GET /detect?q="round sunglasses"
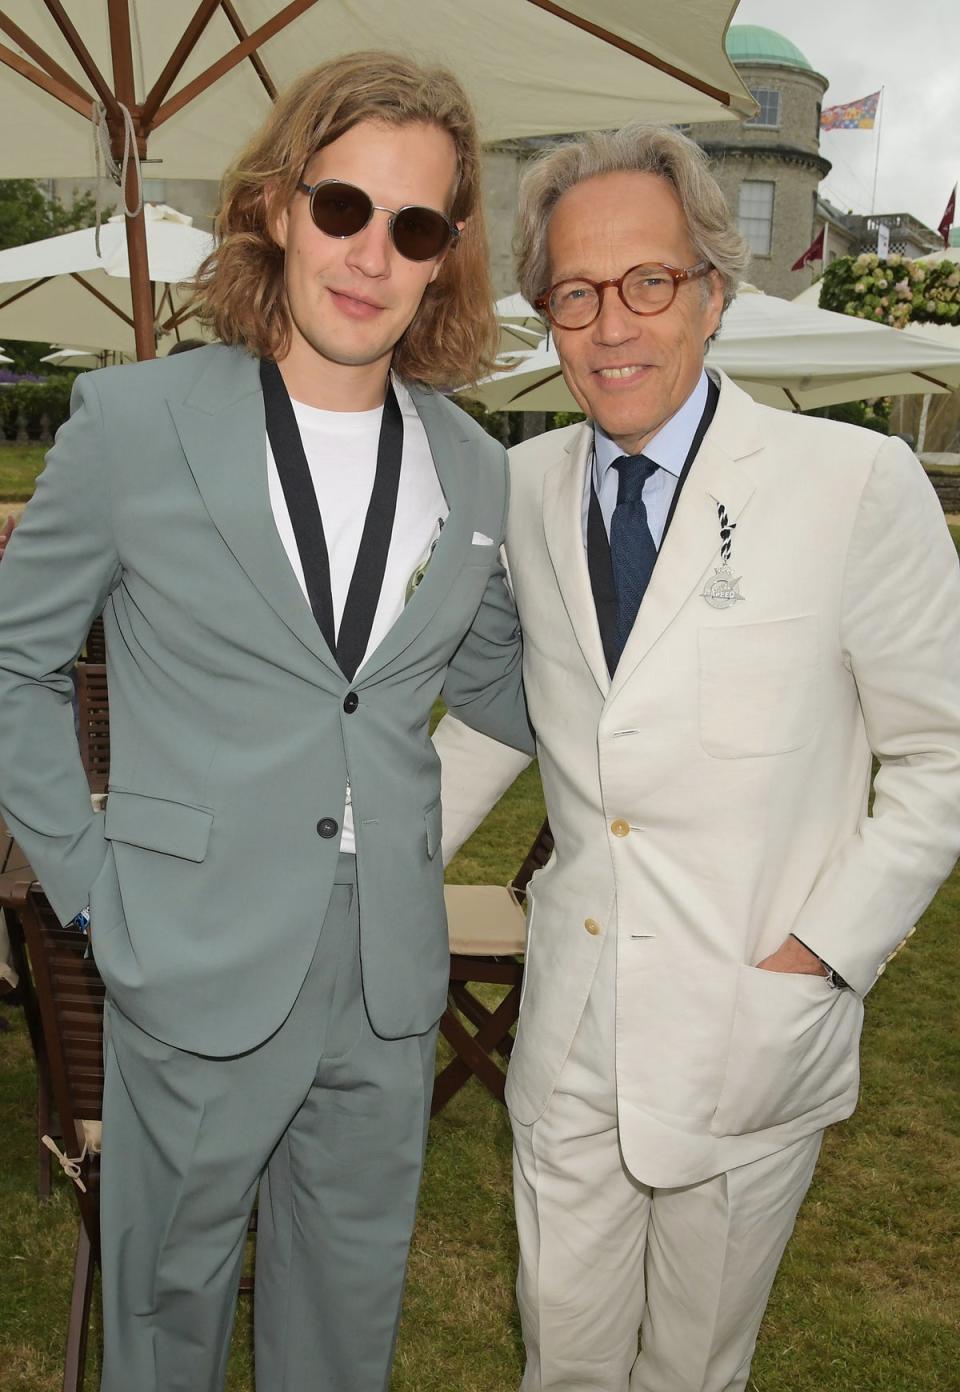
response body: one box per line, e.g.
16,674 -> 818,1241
296,178 -> 460,262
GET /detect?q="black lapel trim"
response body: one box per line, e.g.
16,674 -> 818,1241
259,360 -> 405,682
660,374 -> 720,547
336,383 -> 403,681
260,358 -> 337,657
586,480 -> 619,676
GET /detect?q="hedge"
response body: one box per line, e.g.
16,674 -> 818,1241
0,376 -> 77,442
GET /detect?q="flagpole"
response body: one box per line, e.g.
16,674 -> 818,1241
871,86 -> 885,214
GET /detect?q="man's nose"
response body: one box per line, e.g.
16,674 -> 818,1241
591,284 -> 638,344
344,209 -> 393,277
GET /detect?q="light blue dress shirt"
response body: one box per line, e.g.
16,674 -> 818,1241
580,370 -> 710,549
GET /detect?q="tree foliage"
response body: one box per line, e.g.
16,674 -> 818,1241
0,180 -> 103,373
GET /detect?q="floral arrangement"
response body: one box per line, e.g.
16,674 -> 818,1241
819,253 -> 960,329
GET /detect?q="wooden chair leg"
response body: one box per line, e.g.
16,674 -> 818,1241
36,1038 -> 52,1202
63,1220 -> 95,1392
432,982 -> 522,1115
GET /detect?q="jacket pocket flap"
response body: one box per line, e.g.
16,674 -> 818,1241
104,791 -> 213,862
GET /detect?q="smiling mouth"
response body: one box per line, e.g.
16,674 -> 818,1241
595,364 -> 651,379
330,288 -> 384,313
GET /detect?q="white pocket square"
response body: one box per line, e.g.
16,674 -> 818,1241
471,531 -> 495,546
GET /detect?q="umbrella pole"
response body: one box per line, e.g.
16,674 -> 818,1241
107,0 -> 154,361
123,204 -> 154,361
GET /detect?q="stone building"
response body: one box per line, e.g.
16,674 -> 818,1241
687,25 -> 830,299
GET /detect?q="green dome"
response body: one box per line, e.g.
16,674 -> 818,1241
726,25 -> 813,71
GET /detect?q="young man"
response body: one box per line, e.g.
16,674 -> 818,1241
435,123 -> 960,1390
0,52 -> 532,1392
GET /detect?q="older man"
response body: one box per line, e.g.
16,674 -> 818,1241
435,123 -> 960,1391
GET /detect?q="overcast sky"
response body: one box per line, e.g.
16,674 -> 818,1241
731,0 -> 958,233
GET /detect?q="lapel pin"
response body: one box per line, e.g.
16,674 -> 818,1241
701,501 -> 745,610
404,517 -> 444,605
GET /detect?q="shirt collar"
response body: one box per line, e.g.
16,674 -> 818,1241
593,370 -> 710,487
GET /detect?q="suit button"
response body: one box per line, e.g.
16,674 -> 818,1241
584,918 -> 601,935
343,691 -> 359,714
610,819 -> 630,838
316,818 -> 339,839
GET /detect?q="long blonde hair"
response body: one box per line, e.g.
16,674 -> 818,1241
190,51 -> 497,387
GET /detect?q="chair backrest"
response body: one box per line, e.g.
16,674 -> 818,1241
83,617 -> 107,664
509,819 -> 554,903
75,664 -> 110,794
19,886 -> 104,1245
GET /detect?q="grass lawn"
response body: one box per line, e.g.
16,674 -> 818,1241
2,747 -> 959,1389
0,445 -> 46,503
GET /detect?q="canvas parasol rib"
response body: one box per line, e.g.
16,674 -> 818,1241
0,37 -> 91,116
71,273 -> 137,329
152,0 -> 318,127
219,0 -> 278,100
140,0 -> 224,126
523,0 -> 732,107
43,0 -> 120,116
0,10 -> 89,103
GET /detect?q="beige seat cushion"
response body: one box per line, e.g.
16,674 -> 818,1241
444,884 -> 527,956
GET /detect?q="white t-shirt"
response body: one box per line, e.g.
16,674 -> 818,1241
267,376 -> 448,853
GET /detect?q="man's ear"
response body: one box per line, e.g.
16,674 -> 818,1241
265,182 -> 288,250
429,217 -> 466,285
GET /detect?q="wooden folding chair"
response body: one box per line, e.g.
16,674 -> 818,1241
17,881 -> 256,1392
15,881 -> 105,1389
432,819 -> 554,1116
0,819 -> 52,1197
74,663 -> 110,794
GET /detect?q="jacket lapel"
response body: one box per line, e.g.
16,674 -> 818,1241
167,346 -> 340,674
609,373 -> 761,701
542,423 -> 611,697
354,384 -> 477,681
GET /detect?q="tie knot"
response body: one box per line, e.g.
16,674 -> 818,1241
613,453 -> 658,505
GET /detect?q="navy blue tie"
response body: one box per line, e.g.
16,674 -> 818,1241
609,454 -> 659,661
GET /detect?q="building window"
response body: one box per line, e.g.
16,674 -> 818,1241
738,180 -> 775,255
745,89 -> 780,128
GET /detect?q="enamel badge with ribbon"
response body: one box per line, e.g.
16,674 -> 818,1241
701,501 -> 745,609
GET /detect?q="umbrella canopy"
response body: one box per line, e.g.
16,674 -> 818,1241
1,3 -> 754,175
0,351 -> 13,365
460,286 -> 960,413
0,204 -> 213,356
40,346 -> 131,368
0,2 -> 753,357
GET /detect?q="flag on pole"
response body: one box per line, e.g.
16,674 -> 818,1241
791,226 -> 825,271
938,186 -> 956,248
820,90 -> 881,130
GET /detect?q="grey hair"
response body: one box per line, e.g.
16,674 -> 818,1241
515,122 -> 749,312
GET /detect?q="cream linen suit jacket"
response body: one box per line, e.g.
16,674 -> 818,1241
436,372 -> 960,1187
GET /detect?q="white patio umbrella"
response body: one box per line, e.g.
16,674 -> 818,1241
0,351 -> 13,366
0,204 -> 213,358
0,2 -> 754,357
40,347 -> 132,368
460,286 -> 960,413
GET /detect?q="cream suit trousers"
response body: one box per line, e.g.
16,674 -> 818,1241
512,922 -> 823,1392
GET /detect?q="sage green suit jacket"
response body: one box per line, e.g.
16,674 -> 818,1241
0,345 -> 532,1055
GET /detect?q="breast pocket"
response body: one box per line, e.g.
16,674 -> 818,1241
699,615 -> 820,759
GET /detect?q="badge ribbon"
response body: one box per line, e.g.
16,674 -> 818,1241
701,501 -> 745,609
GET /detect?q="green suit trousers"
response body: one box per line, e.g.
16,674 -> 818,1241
99,853 -> 437,1391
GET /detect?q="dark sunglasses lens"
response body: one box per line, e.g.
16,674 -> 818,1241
310,183 -> 372,237
392,206 -> 451,261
